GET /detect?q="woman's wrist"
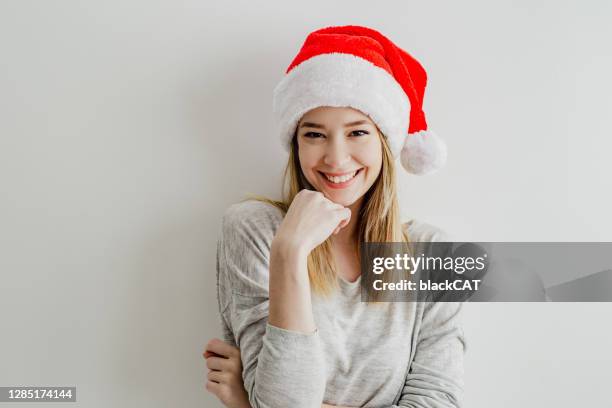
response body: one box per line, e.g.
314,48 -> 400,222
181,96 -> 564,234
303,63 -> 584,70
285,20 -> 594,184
271,235 -> 309,262
269,234 -> 315,333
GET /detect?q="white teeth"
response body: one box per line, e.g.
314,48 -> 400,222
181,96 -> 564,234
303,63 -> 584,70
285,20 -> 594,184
324,170 -> 358,184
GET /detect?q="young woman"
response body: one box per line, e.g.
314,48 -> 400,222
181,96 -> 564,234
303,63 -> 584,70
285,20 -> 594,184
204,25 -> 466,408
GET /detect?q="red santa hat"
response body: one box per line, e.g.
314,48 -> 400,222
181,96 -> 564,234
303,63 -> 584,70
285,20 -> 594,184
272,25 -> 447,175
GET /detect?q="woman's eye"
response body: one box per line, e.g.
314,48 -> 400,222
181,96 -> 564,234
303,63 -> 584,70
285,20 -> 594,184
351,130 -> 369,137
304,132 -> 324,138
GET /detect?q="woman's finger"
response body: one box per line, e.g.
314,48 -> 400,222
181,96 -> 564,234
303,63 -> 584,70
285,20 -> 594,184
337,218 -> 348,230
336,208 -> 351,229
325,200 -> 344,210
207,370 -> 228,384
205,356 -> 230,371
205,379 -> 221,394
205,338 -> 240,358
203,350 -> 222,359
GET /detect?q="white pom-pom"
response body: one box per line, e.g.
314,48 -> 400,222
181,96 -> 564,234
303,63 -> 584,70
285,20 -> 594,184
400,130 -> 447,175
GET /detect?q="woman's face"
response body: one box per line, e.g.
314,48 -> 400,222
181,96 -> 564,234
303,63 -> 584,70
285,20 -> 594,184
297,106 -> 383,207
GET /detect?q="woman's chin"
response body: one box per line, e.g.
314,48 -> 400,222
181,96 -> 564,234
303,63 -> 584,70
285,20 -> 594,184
322,190 -> 359,207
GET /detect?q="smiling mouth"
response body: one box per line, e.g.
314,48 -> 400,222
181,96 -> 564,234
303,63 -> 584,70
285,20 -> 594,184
318,168 -> 363,184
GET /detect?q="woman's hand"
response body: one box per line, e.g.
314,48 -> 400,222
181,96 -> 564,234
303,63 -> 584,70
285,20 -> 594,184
273,189 -> 351,256
268,189 -> 350,333
203,338 -> 356,408
203,338 -> 252,408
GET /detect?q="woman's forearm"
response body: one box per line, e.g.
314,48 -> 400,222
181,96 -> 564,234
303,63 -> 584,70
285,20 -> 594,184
268,239 -> 316,333
240,239 -> 326,407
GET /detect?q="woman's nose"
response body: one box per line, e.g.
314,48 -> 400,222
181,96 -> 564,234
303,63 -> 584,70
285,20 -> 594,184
323,139 -> 351,168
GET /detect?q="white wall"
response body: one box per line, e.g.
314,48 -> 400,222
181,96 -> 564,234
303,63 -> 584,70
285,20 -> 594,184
1,1 -> 611,407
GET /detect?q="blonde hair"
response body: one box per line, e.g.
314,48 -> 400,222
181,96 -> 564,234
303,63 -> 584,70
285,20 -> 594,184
245,126 -> 411,301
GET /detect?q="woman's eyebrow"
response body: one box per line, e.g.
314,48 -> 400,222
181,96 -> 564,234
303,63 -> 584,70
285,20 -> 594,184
299,120 -> 370,129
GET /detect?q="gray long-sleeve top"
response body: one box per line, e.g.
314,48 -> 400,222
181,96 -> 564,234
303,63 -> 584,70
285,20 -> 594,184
215,200 -> 466,408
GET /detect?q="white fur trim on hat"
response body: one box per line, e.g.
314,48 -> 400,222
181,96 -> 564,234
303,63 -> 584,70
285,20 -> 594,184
400,130 -> 447,175
272,53 -> 410,157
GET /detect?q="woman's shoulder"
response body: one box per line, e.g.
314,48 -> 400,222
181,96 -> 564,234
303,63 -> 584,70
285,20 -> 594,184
223,199 -> 285,223
402,218 -> 451,242
220,199 -> 285,241
217,200 -> 284,299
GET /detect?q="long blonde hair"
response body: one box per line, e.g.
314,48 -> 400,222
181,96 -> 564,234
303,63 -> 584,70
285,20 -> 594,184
246,127 -> 410,299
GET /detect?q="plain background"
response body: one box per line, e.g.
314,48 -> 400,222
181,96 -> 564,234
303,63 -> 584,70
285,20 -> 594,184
1,1 -> 611,407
